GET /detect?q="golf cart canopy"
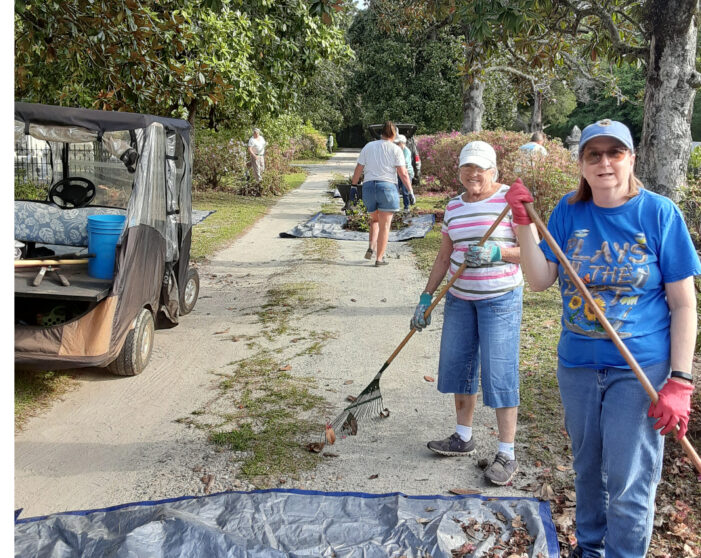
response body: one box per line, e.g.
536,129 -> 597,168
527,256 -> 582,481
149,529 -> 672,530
367,123 -> 417,140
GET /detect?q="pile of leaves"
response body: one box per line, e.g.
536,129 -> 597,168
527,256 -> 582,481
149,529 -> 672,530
343,201 -> 411,232
450,516 -> 540,558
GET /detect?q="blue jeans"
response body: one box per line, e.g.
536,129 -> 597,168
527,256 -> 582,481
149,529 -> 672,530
557,361 -> 669,558
437,289 -> 522,408
362,180 -> 400,212
397,174 -> 412,209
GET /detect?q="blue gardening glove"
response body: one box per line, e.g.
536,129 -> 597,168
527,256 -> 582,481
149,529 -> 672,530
410,292 -> 433,331
464,243 -> 501,267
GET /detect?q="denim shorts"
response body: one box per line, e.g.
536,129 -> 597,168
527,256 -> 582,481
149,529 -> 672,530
362,180 -> 399,212
437,289 -> 523,408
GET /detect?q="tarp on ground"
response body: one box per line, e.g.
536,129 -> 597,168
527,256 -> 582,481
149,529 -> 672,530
280,213 -> 436,241
15,488 -> 560,557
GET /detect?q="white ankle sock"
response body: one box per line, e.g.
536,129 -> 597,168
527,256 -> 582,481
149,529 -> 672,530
498,442 -> 515,460
455,425 -> 472,442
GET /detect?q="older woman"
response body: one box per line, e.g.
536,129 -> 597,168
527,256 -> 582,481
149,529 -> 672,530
351,121 -> 412,266
411,141 -> 533,486
506,120 -> 700,558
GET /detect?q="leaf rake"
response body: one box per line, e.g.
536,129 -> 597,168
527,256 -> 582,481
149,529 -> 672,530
325,205 -> 511,442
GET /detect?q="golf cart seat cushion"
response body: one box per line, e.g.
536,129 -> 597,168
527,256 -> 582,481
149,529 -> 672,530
14,201 -> 126,247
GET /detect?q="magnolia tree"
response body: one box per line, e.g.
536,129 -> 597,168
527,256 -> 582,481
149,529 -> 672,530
15,0 -> 353,127
371,0 -> 701,200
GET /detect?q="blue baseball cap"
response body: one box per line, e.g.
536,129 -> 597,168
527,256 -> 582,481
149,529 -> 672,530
579,119 -> 634,152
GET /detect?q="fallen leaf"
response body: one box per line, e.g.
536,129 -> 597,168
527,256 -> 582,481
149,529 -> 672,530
231,336 -> 240,342
346,395 -> 357,402
306,442 -> 324,453
322,452 -> 339,458
350,298 -> 357,302
380,408 -> 390,418
424,506 -> 436,512
423,375 -> 435,382
416,517 -> 430,525
449,488 -> 482,495
279,364 -> 292,371
341,412 -> 358,435
343,380 -> 354,385
534,483 -> 556,500
325,424 -> 336,445
368,474 -> 379,479
556,464 -> 568,471
214,328 -> 230,335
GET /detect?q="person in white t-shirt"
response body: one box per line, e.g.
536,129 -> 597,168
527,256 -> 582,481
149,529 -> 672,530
247,128 -> 267,182
350,121 -> 412,266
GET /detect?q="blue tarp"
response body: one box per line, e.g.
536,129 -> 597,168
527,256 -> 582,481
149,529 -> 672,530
15,489 -> 559,557
280,213 -> 436,241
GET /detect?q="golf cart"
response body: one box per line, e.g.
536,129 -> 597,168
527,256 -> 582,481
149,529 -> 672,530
14,102 -> 199,376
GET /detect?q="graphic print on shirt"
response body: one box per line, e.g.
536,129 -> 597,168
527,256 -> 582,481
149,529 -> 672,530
561,229 -> 650,339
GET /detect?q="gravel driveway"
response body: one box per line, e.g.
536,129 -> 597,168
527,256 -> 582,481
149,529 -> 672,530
15,149 -> 537,519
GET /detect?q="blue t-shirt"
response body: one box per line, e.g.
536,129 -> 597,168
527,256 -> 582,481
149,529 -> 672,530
540,188 -> 701,368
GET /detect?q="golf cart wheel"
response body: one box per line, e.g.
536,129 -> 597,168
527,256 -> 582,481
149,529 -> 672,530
108,308 -> 155,376
180,267 -> 200,315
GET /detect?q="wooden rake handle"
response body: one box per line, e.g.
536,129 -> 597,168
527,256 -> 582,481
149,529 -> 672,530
380,205 -> 512,370
524,202 -> 701,474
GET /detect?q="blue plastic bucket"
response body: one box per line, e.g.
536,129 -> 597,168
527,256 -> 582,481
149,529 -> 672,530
87,215 -> 126,279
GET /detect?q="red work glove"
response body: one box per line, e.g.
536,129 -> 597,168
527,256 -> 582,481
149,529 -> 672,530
505,178 -> 534,225
647,379 -> 694,440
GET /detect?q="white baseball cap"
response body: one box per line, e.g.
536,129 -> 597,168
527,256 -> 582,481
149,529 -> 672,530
394,134 -> 407,144
459,141 -> 497,169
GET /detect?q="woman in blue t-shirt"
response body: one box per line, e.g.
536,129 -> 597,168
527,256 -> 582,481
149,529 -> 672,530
506,120 -> 699,558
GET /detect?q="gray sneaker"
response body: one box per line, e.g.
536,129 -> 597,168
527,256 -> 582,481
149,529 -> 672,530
427,433 -> 475,456
484,452 -> 518,485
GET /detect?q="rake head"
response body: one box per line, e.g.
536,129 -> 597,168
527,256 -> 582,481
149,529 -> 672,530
323,374 -> 385,443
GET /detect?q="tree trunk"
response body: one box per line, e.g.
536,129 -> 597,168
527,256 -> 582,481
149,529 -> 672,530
461,77 -> 485,133
529,88 -> 543,132
637,0 -> 699,201
187,98 -> 199,128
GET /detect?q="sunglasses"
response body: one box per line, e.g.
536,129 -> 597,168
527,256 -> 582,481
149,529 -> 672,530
582,147 -> 629,164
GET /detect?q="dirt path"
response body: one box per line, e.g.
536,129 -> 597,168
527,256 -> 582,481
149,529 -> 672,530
15,150 -> 537,519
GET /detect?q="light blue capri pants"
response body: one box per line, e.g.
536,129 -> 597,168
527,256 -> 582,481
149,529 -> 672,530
437,288 -> 522,408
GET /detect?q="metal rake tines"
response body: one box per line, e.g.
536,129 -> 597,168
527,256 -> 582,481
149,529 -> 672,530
325,379 -> 385,442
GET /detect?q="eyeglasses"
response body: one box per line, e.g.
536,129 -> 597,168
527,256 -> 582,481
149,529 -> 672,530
582,147 -> 629,164
460,164 -> 489,174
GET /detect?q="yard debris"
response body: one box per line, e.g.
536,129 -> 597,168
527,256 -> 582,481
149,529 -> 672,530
448,488 -> 481,495
346,395 -> 357,402
306,442 -> 324,453
200,474 -> 215,493
423,375 -> 435,382
380,408 -> 390,418
478,458 -> 489,469
368,474 -> 379,479
279,364 -> 292,371
325,423 -> 336,445
213,328 -> 230,335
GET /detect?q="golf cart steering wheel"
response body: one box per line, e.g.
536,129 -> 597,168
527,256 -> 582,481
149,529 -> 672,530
48,177 -> 97,209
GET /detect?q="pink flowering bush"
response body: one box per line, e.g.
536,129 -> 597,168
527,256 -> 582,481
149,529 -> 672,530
417,130 -> 579,217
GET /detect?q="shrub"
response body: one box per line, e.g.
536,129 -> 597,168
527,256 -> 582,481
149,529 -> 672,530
15,170 -> 48,200
679,177 -> 701,250
193,131 -> 248,192
417,130 -> 579,218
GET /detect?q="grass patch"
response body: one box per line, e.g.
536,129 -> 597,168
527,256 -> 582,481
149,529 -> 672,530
257,282 -> 318,336
191,171 -> 307,262
15,371 -> 77,431
301,238 -> 338,261
207,352 -> 326,483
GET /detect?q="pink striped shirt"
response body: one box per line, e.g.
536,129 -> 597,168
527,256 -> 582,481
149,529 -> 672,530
441,184 -> 523,300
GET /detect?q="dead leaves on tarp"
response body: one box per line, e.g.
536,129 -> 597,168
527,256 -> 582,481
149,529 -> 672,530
450,516 -> 543,558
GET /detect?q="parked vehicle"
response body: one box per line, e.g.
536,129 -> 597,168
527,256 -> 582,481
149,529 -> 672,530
367,123 -> 421,187
14,102 -> 199,376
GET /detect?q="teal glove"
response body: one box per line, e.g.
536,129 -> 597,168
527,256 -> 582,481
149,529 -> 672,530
464,243 -> 501,267
410,293 -> 433,331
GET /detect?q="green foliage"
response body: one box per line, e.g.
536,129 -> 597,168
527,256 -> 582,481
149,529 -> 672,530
15,173 -> 48,200
345,9 -> 463,133
548,64 -> 646,144
193,131 -> 249,192
417,129 -> 579,218
15,0 -> 352,126
679,177 -> 701,250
